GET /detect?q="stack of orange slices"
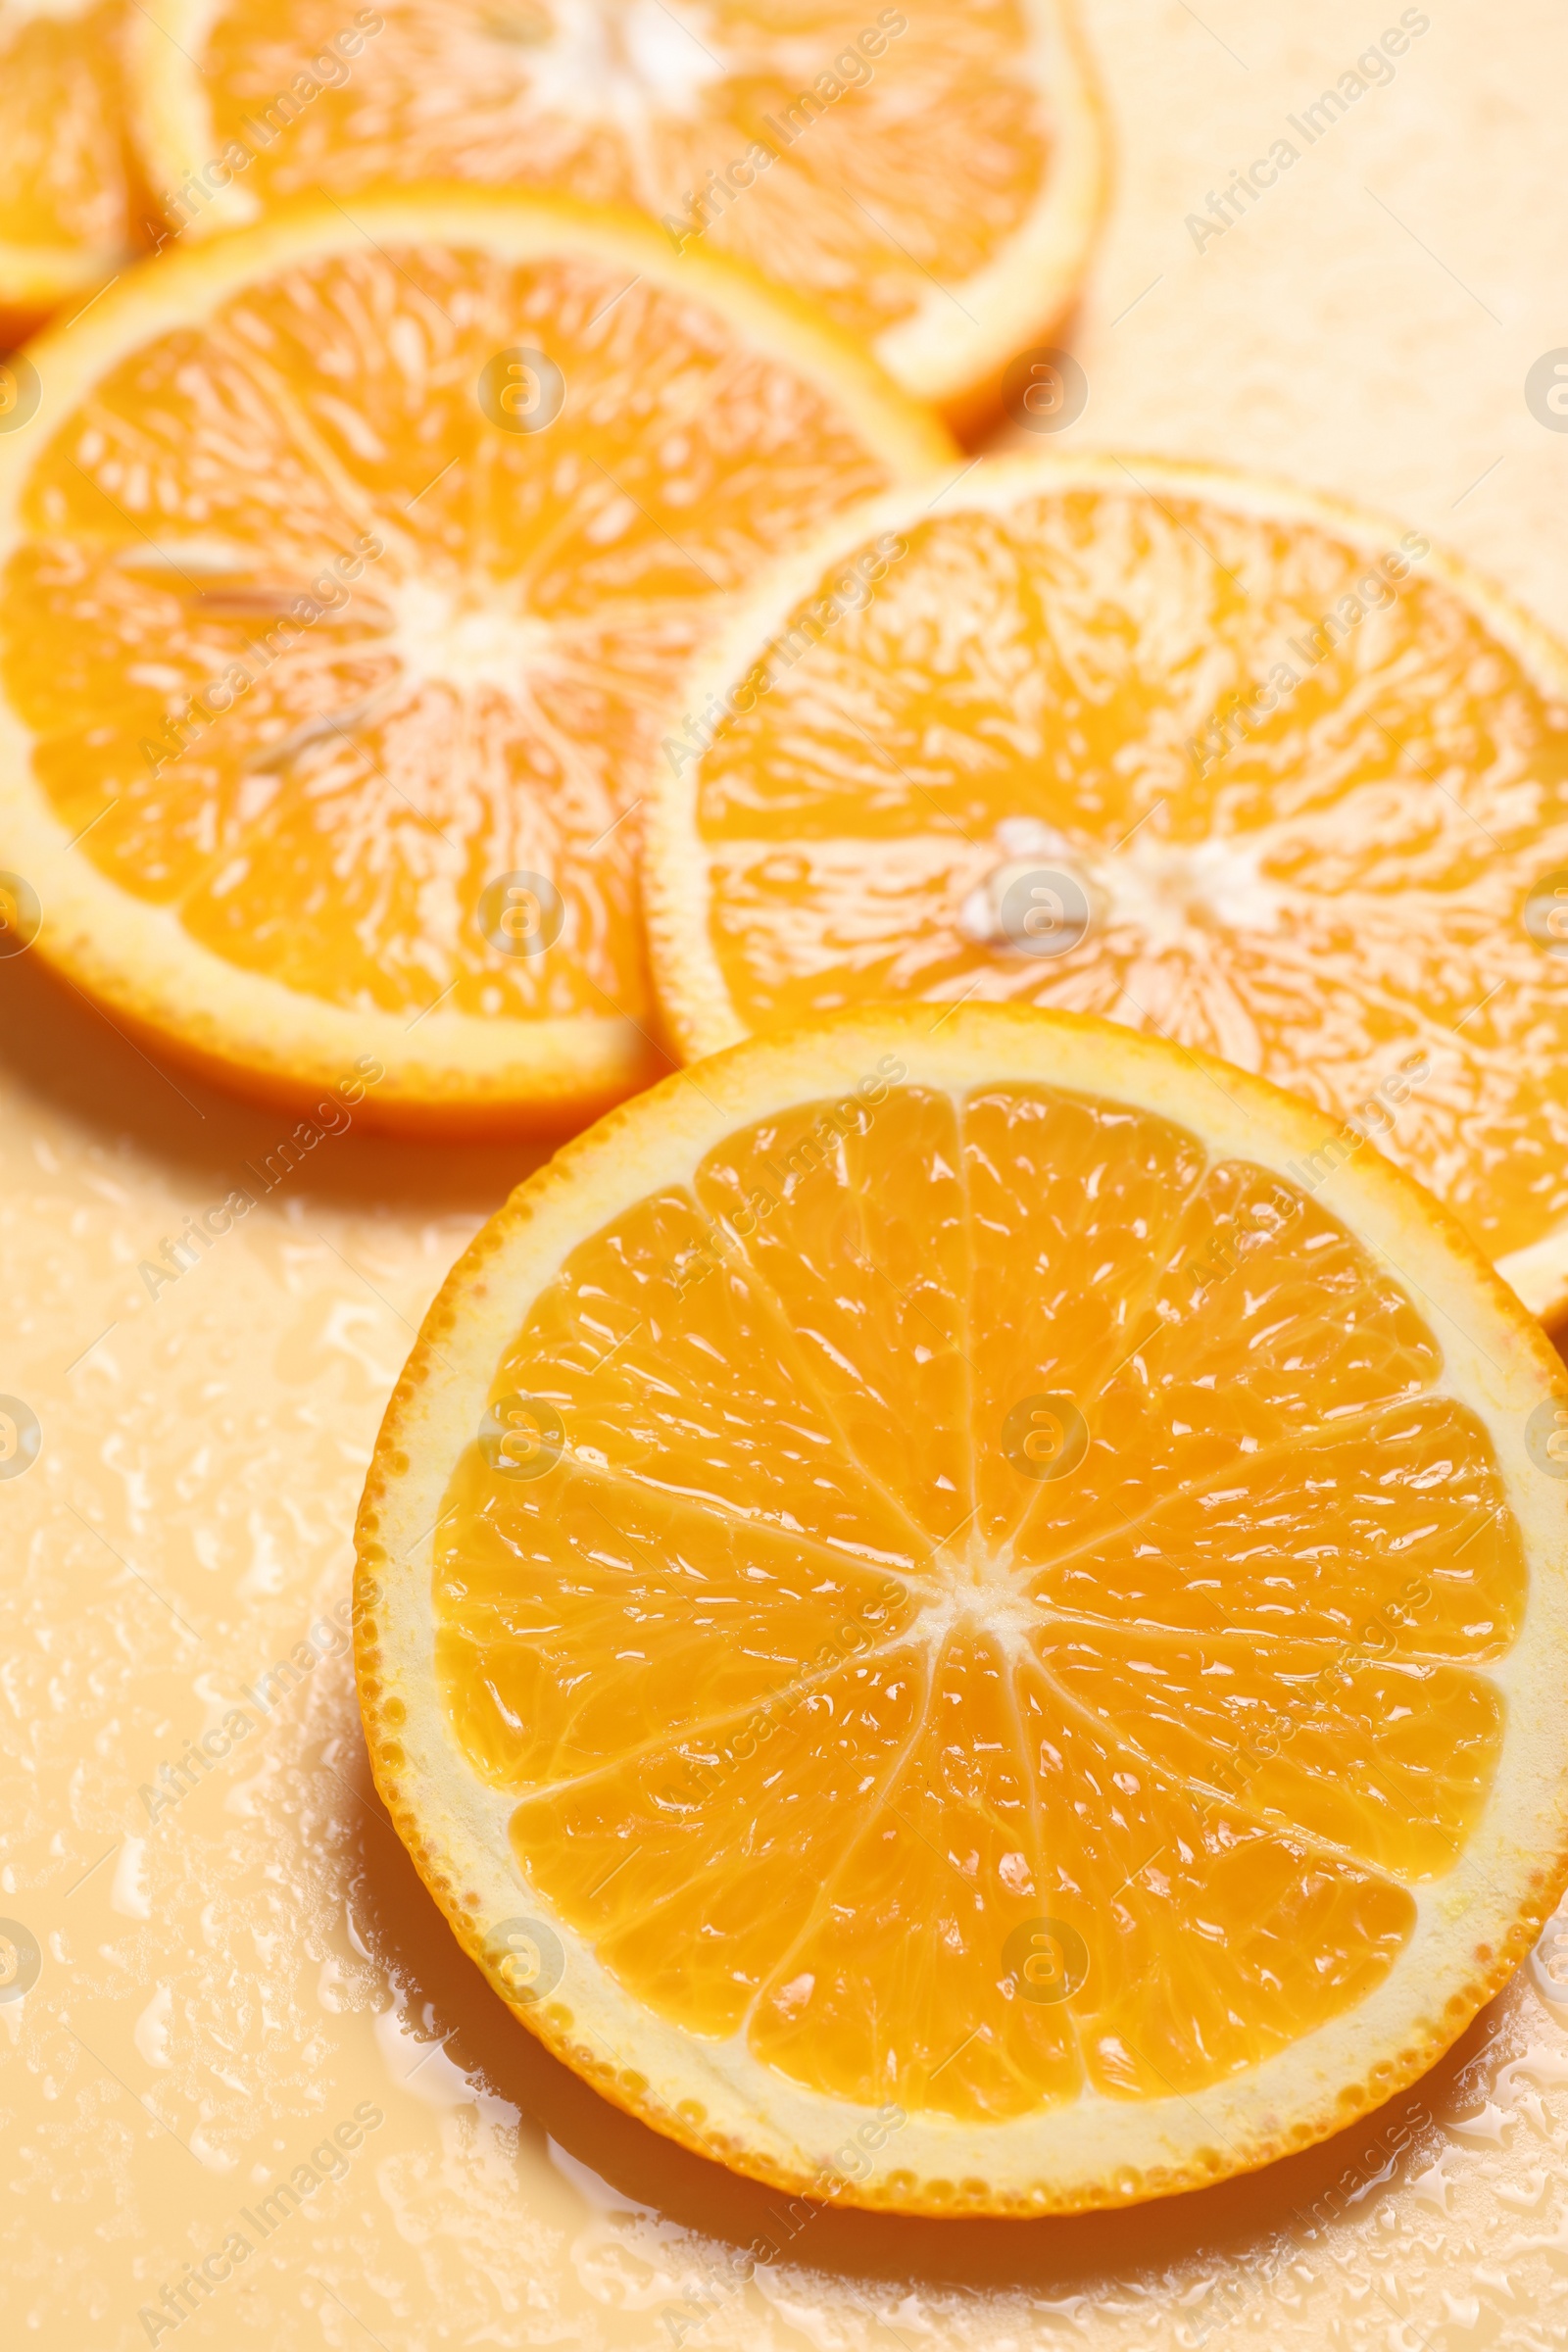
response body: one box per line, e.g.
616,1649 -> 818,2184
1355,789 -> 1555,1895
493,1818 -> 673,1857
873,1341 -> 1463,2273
355,449 -> 1568,2207
3,0 -> 1566,2232
645,457 -> 1568,1327
124,0 -> 1106,431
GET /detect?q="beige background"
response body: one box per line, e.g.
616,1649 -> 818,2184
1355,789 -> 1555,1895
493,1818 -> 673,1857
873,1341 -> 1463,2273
5,3 -> 1568,2347
1004,0 -> 1568,648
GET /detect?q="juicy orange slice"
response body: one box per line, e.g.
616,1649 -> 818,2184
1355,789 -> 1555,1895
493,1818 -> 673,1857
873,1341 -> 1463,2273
126,0 -> 1106,427
645,456 -> 1568,1321
0,0 -> 144,342
0,191 -> 951,1131
355,1004 -> 1568,2216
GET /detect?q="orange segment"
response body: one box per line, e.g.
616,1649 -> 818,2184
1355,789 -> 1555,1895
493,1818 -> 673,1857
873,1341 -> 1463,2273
1037,1397 -> 1524,1657
356,1006 -> 1568,2215
436,1458 -> 911,1789
0,1 -> 143,339
127,0 -> 1106,422
486,1180 -> 926,1567
1034,1624 -> 1504,1882
1008,1155 -> 1446,1578
646,457 -> 1568,1319
691,1081 -> 974,1543
961,1084 -> 1207,1544
0,192 -> 952,1129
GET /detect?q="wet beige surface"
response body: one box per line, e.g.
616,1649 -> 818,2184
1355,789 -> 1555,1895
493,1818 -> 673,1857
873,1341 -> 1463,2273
6,2 -> 1568,2345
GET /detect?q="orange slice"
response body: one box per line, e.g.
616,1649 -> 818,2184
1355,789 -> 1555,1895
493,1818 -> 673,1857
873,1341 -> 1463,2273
0,0 -> 144,344
645,456 -> 1568,1322
355,1004 -> 1568,2216
0,191 -> 951,1132
126,0 -> 1106,430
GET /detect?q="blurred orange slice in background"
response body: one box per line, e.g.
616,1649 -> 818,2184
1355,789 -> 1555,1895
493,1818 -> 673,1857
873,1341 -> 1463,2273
0,190 -> 951,1131
126,0 -> 1106,430
0,0 -> 144,345
356,1004 -> 1568,2215
645,456 -> 1568,1322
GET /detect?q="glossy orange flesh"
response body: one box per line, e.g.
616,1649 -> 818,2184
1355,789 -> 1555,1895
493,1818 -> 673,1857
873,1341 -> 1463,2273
433,1078 -> 1521,2121
683,489 -> 1568,1266
2,240 -> 896,1033
2,1 -> 136,251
